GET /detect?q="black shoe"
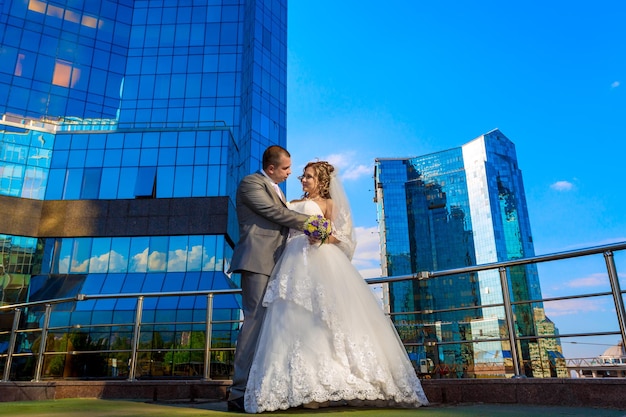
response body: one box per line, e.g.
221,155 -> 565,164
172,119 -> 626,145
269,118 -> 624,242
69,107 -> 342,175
227,397 -> 246,413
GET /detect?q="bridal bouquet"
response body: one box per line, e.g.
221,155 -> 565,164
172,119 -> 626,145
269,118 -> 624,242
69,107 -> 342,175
304,214 -> 332,244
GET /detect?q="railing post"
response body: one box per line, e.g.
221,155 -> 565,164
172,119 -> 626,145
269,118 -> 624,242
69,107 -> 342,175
128,296 -> 144,381
33,303 -> 52,382
203,293 -> 214,381
498,267 -> 522,376
381,283 -> 390,316
2,308 -> 22,382
603,251 -> 626,349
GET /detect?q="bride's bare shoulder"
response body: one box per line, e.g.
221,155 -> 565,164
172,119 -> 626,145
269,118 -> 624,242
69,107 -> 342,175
322,198 -> 333,218
289,198 -> 305,203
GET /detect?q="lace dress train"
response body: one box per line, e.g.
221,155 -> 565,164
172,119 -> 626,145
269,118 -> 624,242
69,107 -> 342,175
244,201 -> 428,413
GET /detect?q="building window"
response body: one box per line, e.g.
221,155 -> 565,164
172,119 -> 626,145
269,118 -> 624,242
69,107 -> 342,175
52,60 -> 80,88
135,166 -> 156,198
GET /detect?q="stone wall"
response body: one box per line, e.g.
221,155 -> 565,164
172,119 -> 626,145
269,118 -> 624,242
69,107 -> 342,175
1,379 -> 625,409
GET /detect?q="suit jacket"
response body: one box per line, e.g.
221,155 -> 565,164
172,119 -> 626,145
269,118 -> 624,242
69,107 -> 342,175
229,171 -> 309,276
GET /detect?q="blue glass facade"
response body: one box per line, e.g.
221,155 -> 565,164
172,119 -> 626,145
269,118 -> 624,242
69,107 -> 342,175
375,130 -> 557,377
0,0 -> 287,379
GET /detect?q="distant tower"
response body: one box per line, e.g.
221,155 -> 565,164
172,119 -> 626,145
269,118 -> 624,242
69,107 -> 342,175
374,129 -> 564,377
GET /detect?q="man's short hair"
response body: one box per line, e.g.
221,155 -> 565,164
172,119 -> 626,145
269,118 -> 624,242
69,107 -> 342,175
262,145 -> 290,169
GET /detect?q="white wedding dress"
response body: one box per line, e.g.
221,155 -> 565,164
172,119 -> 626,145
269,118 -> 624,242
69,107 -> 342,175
244,200 -> 429,413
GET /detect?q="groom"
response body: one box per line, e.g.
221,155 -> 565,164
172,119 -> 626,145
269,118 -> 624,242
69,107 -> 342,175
227,145 -> 310,412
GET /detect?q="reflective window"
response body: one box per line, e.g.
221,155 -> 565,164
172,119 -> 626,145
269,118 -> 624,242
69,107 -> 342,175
117,167 -> 138,198
49,311 -> 71,328
70,238 -> 92,273
142,272 -> 164,292
42,235 -> 228,276
124,133 -> 142,149
89,238 -> 112,273
198,271 -> 214,290
147,237 -> 168,272
141,132 -> 159,148
22,167 -> 47,199
182,271 -> 201,290
207,165 -> 220,195
91,309 -> 113,324
120,273 -> 143,293
81,167 -> 101,199
158,148 -> 176,165
56,238 -> 73,274
187,236 -> 204,272
173,166 -> 193,197
74,299 -> 97,311
103,273 -> 127,294
50,150 -> 69,168
134,166 -> 156,198
212,142 -> 226,164
99,167 -> 120,199
85,149 -> 104,167
176,147 -> 195,165
192,165 -> 207,197
103,148 -> 123,167
122,148 -> 140,166
217,72 -> 235,96
176,304 -> 194,321
140,148 -> 158,165
44,169 -> 65,200
167,236 -> 189,272
194,147 -> 209,165
62,168 -> 82,199
106,135 -> 124,149
157,166 -> 175,198
201,73 -> 217,96
156,296 -> 178,311
161,272 -> 184,292
109,238 -> 130,273
202,235 -> 217,271
128,237 -> 149,272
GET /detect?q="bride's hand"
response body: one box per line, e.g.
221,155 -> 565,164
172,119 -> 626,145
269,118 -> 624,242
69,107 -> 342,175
308,234 -> 336,245
325,235 -> 338,244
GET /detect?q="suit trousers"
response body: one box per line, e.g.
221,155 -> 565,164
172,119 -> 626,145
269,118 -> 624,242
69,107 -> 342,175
228,271 -> 270,400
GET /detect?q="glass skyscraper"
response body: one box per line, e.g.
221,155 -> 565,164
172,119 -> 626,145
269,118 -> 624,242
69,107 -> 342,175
0,0 -> 287,380
374,129 -> 565,377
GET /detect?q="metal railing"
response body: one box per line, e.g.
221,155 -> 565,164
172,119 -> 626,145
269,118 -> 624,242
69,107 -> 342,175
1,241 -> 625,382
0,289 -> 240,382
367,241 -> 626,377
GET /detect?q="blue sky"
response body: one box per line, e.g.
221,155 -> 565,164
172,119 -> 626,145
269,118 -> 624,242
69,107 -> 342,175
283,1 -> 626,359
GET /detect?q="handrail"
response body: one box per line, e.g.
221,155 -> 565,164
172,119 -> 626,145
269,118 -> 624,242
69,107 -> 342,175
1,240 -> 625,381
364,240 -> 626,284
0,289 -> 240,312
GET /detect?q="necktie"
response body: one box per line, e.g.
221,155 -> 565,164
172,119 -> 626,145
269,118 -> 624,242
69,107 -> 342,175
272,183 -> 285,202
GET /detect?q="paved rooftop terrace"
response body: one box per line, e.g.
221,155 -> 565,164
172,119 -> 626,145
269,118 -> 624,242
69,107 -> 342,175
0,398 -> 625,417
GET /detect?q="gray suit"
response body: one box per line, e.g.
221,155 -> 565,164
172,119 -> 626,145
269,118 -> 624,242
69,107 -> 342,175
228,171 -> 308,401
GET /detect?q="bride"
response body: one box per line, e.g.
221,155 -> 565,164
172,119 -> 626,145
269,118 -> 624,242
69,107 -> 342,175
244,161 -> 429,413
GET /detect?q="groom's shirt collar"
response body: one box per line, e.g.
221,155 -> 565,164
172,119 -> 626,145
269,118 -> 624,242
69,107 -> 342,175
260,169 -> 274,184
259,169 -> 285,202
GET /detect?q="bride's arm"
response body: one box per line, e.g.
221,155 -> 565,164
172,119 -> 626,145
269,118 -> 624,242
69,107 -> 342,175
324,199 -> 341,244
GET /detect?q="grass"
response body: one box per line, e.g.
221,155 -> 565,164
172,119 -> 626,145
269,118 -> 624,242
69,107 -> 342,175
0,399 -> 624,417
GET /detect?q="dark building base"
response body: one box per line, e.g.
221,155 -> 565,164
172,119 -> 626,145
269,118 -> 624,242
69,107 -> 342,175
425,378 -> 626,409
1,378 -> 625,409
0,380 -> 229,403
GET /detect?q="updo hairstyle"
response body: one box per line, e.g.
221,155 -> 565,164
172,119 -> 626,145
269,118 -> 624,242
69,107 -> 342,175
303,161 -> 334,199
